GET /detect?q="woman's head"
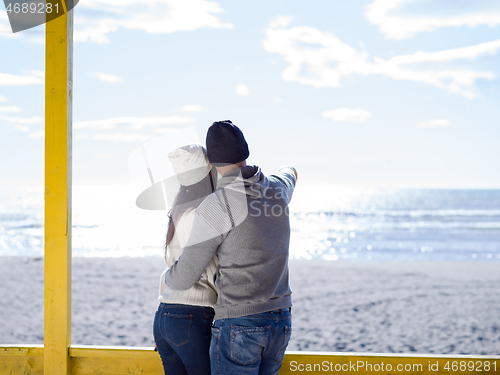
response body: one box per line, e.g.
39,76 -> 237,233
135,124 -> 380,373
168,144 -> 212,186
165,144 -> 215,253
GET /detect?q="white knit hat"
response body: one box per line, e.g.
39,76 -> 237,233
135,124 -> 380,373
168,144 -> 212,186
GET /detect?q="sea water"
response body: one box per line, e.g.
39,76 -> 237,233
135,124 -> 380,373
1,184 -> 499,261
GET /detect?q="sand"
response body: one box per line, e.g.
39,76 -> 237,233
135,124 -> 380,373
1,257 -> 499,355
288,261 -> 500,355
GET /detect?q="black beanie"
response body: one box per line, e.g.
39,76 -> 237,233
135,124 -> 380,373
206,120 -> 249,165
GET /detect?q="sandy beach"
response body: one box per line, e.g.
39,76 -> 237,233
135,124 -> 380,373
1,257 -> 499,355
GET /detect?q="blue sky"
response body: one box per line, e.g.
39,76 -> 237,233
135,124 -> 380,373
1,0 -> 500,188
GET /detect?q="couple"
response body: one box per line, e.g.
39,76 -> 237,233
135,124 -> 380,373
153,120 -> 298,375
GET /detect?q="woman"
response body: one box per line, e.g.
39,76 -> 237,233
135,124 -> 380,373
153,144 -> 218,375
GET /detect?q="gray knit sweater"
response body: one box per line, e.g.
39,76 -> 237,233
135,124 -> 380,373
165,165 -> 297,320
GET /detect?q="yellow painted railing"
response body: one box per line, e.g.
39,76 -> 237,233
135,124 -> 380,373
2,1 -> 499,375
2,345 -> 499,374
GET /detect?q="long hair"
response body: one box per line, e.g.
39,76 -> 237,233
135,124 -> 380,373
165,168 -> 215,263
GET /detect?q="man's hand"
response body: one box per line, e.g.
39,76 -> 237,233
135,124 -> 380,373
279,166 -> 298,181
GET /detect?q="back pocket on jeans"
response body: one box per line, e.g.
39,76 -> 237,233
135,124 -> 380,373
274,326 -> 292,363
162,312 -> 193,347
230,325 -> 270,366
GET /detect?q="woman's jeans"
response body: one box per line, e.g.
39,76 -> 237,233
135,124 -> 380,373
154,303 -> 215,375
210,308 -> 292,375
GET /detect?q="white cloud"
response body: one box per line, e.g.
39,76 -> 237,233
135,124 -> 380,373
388,39 -> 500,65
0,106 -> 22,113
91,72 -> 122,83
93,133 -> 151,142
235,83 -> 250,96
0,71 -> 44,86
74,119 -> 116,130
0,12 -> 19,39
181,105 -> 204,113
13,124 -> 30,132
417,119 -> 450,128
323,108 -> 371,123
366,0 -> 500,40
75,0 -> 233,44
0,96 -> 7,103
74,133 -> 90,140
74,22 -> 119,44
74,116 -> 195,131
27,70 -> 45,78
263,17 -> 500,99
0,115 -> 43,124
154,128 -> 182,134
29,130 -> 45,139
274,97 -> 283,103
269,15 -> 294,29
71,116 -> 187,141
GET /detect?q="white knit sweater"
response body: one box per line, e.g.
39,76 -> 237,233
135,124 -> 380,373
158,208 -> 218,306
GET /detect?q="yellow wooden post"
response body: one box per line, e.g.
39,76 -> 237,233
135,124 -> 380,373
44,1 -> 73,374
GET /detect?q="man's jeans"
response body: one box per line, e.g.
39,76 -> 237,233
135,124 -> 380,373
154,303 -> 215,375
210,308 -> 292,375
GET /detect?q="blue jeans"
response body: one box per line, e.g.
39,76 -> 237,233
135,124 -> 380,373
210,308 -> 292,375
154,303 -> 215,375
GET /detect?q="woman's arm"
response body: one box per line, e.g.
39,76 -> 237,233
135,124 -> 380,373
165,210 -> 222,290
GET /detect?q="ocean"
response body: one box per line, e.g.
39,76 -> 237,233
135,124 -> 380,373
1,184 -> 499,261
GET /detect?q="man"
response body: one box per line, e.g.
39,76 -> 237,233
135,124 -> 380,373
166,120 -> 297,374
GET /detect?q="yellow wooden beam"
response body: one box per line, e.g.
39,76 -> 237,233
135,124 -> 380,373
1,346 -> 499,375
0,345 -> 44,374
69,346 -> 164,375
67,350 -> 498,375
44,0 -> 73,374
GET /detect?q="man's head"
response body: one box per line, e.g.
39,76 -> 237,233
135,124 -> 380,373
206,120 -> 249,175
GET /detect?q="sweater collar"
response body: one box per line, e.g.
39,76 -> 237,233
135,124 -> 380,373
217,165 -> 264,197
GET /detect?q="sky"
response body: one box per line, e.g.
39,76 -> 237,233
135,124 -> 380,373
1,0 -> 500,188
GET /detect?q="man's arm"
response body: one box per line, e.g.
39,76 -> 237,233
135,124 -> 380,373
273,166 -> 297,203
278,166 -> 297,185
165,210 -> 223,290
